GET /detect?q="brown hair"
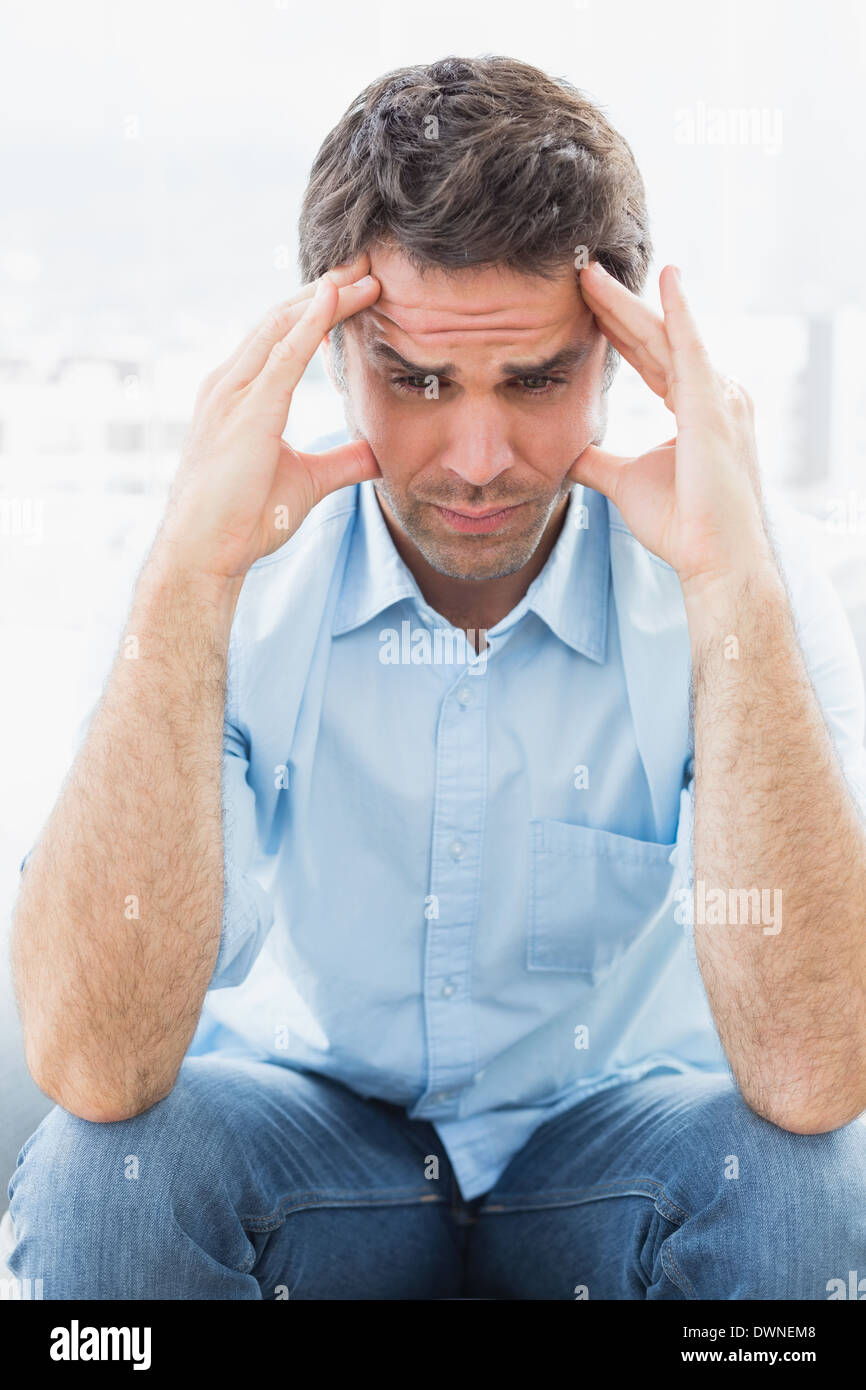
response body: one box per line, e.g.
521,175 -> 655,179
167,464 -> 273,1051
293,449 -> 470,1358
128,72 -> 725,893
298,54 -> 652,389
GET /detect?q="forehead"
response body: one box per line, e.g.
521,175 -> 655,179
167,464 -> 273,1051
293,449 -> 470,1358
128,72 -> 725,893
353,243 -> 593,356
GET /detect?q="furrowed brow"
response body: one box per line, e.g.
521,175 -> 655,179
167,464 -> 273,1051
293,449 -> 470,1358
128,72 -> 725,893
500,344 -> 590,375
368,339 -> 590,378
368,341 -> 456,376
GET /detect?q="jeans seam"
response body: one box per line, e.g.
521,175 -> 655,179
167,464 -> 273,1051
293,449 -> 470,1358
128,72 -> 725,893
479,1177 -> 689,1224
661,1240 -> 697,1299
238,1187 -> 447,1231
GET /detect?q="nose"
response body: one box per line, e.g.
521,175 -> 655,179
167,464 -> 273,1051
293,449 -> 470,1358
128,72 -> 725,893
438,399 -> 517,489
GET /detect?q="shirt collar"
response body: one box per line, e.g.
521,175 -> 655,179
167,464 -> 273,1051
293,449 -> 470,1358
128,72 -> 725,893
332,479 -> 609,664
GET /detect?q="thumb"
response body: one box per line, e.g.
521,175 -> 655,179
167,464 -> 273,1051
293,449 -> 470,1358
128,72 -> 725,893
568,444 -> 631,502
297,438 -> 382,499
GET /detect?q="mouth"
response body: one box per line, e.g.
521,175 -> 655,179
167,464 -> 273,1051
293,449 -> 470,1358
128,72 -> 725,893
433,501 -> 526,535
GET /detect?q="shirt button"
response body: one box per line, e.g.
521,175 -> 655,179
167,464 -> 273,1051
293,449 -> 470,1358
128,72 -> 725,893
473,1069 -> 485,1084
433,1091 -> 455,1104
448,839 -> 466,860
441,980 -> 456,998
457,685 -> 473,707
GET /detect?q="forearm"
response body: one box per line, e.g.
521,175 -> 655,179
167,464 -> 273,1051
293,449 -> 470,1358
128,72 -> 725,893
11,550 -> 243,1121
685,559 -> 866,1131
9,260 -> 378,1123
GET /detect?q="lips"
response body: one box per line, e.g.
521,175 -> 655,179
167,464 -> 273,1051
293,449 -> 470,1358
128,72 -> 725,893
433,501 -> 524,534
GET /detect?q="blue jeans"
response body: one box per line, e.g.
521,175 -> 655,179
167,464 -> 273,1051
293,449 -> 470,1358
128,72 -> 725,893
7,1054 -> 866,1299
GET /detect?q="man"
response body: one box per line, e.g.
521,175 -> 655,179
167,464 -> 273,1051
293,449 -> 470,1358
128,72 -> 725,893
8,55 -> 866,1300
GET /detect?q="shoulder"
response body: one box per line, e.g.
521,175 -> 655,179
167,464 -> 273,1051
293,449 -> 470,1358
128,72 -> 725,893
763,487 -> 864,698
227,484 -> 360,675
760,488 -> 866,807
244,483 -> 359,578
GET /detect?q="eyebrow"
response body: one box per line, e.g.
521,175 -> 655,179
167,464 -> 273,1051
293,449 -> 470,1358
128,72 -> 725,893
367,339 -> 590,378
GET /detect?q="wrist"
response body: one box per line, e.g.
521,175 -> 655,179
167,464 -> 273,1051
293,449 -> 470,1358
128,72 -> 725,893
682,554 -> 789,659
679,530 -> 781,610
140,541 -> 245,637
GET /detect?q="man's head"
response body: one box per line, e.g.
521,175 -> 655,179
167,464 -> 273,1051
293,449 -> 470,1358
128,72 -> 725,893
299,55 -> 651,582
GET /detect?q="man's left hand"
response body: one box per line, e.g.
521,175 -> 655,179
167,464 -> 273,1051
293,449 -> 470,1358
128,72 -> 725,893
572,261 -> 776,596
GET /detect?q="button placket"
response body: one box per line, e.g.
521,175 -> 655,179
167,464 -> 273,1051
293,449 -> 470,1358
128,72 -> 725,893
415,660 -> 488,1118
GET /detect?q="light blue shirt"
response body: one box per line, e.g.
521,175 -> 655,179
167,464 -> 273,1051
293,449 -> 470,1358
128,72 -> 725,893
49,434 -> 866,1202
183,434 -> 866,1199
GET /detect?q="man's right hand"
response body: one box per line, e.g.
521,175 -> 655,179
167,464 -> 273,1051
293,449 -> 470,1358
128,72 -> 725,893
154,252 -> 381,584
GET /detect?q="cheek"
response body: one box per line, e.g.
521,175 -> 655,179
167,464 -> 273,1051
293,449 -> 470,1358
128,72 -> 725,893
349,370 -> 441,453
517,387 -> 602,461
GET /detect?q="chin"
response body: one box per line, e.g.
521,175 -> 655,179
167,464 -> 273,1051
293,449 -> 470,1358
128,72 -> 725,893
417,532 -> 540,582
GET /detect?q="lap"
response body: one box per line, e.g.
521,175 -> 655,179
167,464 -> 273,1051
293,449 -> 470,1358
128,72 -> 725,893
13,1059 -> 865,1298
465,1070 -> 866,1300
9,1052 -> 464,1299
15,1053 -> 445,1209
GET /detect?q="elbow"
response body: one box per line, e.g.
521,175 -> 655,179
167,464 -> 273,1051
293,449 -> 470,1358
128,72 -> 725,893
25,1042 -> 174,1125
49,1097 -> 150,1125
743,1086 -> 866,1136
51,1091 -> 161,1125
774,1104 -> 866,1135
767,1111 -> 842,1136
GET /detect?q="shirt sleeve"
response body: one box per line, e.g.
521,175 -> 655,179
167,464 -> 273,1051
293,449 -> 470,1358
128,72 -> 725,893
208,635 -> 276,990
18,638 -> 276,991
669,498 -> 866,939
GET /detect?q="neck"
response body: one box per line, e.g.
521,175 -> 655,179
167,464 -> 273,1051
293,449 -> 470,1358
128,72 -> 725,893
375,489 -> 570,639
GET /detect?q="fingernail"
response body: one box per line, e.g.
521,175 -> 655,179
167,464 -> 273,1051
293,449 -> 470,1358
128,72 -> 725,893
314,276 -> 331,299
671,265 -> 682,285
353,275 -> 375,288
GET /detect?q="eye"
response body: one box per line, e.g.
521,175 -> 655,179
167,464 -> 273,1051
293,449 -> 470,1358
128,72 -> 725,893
515,375 -> 566,394
391,374 -> 445,394
389,373 -> 568,396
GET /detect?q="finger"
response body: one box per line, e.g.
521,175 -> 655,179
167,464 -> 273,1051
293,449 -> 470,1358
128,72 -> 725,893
294,437 -> 382,499
592,319 -> 670,402
580,262 -> 673,380
253,253 -> 375,329
216,254 -> 376,389
229,272 -> 379,396
567,443 -> 632,499
248,277 -> 346,422
658,265 -> 716,395
277,252 -> 374,312
568,436 -> 679,499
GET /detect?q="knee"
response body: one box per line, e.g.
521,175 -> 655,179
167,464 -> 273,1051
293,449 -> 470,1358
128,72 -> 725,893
8,1058 -> 232,1251
687,1086 -> 866,1208
14,1106 -> 149,1212
668,1086 -> 866,1298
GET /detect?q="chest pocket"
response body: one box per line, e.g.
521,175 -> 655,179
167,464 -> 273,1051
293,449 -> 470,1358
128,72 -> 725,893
528,818 -> 677,984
